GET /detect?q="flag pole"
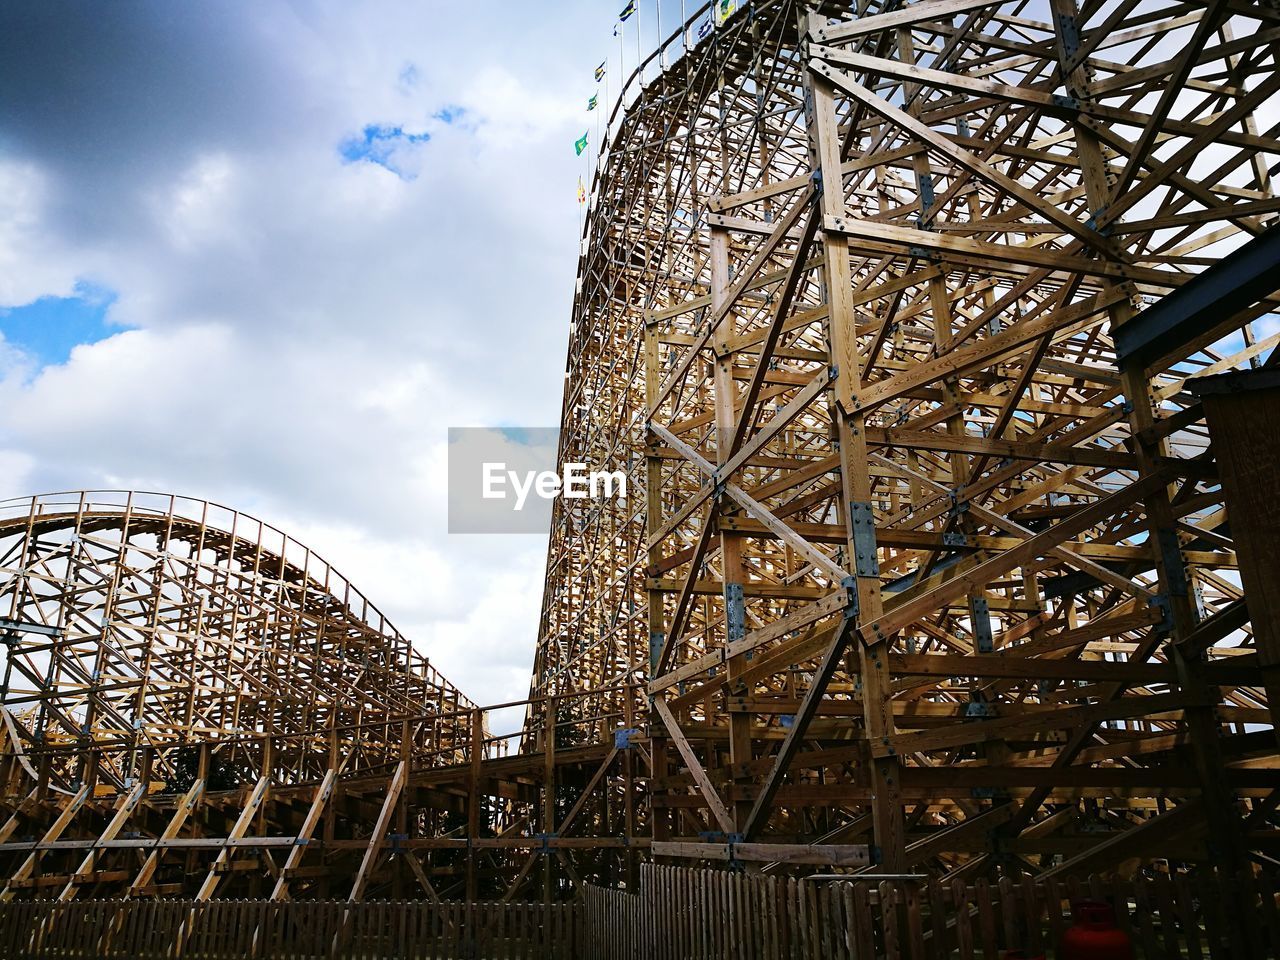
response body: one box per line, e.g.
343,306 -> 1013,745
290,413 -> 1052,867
657,0 -> 664,70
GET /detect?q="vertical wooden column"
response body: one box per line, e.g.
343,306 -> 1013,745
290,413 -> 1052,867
644,319 -> 673,846
544,695 -> 557,903
320,724 -> 338,898
803,10 -> 904,870
709,225 -> 753,832
466,707 -> 483,901
1123,363 -> 1243,867
393,718 -> 411,898
622,690 -> 637,887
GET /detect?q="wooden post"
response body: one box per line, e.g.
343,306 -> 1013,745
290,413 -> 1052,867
804,9 -> 903,869
467,708 -> 483,902
544,696 -> 557,903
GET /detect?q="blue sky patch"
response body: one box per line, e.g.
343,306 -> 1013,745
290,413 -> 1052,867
339,123 -> 431,179
398,63 -> 420,89
434,105 -> 466,124
0,282 -> 121,367
496,426 -> 559,446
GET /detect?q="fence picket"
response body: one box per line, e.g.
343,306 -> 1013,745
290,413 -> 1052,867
2,866 -> 1276,959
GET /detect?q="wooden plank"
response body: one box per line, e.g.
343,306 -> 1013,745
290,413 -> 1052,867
651,697 -> 735,835
0,783 -> 90,901
57,779 -> 146,902
349,760 -> 407,903
651,841 -> 870,867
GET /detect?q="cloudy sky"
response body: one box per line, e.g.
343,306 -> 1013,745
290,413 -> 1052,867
0,2 -> 698,728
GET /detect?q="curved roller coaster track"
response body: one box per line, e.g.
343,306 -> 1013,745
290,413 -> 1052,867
0,492 -> 497,901
4,0 -> 1280,905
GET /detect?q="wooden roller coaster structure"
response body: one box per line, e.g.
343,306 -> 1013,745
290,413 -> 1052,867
3,0 -> 1280,906
530,0 -> 1280,889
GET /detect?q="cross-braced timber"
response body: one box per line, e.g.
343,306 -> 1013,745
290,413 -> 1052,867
0,491 -> 495,902
527,0 -> 1280,890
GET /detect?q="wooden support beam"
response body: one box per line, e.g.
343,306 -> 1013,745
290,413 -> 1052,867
125,778 -> 204,897
0,784 -> 90,902
742,618 -> 855,840
269,768 -> 336,901
57,779 -> 145,902
651,697 -> 735,835
349,760 -> 407,903
651,840 -> 870,866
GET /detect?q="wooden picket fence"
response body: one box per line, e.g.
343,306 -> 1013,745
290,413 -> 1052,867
583,863 -> 1280,959
0,897 -> 577,958
1,864 -> 1277,958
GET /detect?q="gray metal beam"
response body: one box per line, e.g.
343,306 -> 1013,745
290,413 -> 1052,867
0,618 -> 61,638
1114,224 -> 1280,371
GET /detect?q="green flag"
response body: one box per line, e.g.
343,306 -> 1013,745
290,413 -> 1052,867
588,94 -> 598,111
575,132 -> 589,156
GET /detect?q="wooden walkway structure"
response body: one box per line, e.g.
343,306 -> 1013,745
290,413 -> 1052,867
2,0 -> 1280,926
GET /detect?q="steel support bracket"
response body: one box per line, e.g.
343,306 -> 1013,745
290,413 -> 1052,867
841,576 -> 860,621
724,582 -> 746,645
649,630 -> 665,675
969,594 -> 994,654
1149,593 -> 1174,634
1155,528 -> 1191,597
849,502 -> 879,577
965,700 -> 998,719
1056,12 -> 1081,59
614,727 -> 641,749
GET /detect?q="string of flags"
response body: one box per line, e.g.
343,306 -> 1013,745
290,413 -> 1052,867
576,1 -> 744,201
696,1 -> 738,42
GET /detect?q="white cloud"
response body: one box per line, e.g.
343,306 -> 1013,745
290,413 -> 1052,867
0,160 -> 81,305
0,0 -> 634,707
157,153 -> 240,252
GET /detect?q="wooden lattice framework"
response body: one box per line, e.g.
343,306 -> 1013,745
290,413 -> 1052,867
0,491 -> 492,903
528,0 -> 1280,885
